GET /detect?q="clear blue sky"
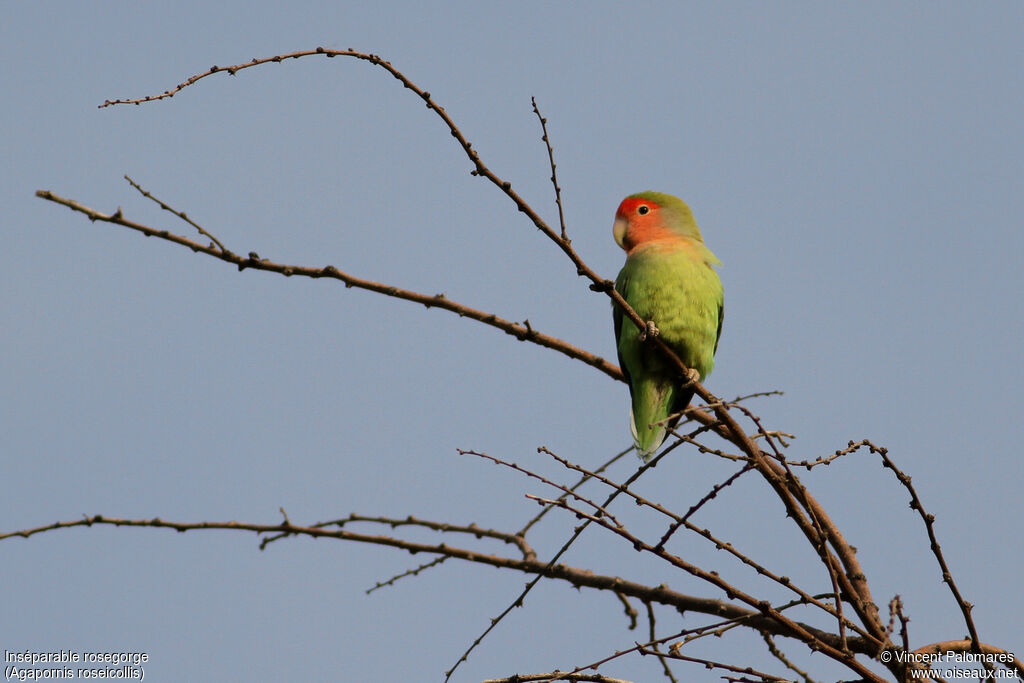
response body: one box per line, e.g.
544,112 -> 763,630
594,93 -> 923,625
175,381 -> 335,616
3,3 -> 1021,681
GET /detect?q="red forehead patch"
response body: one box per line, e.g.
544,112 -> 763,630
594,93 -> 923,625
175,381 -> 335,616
617,196 -> 661,217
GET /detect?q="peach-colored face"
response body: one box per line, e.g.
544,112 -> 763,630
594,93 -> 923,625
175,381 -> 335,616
613,197 -> 677,253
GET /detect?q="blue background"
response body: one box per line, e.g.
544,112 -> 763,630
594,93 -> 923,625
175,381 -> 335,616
3,3 -> 1021,681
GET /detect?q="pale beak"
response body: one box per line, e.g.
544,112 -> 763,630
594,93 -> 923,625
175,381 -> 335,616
613,216 -> 628,250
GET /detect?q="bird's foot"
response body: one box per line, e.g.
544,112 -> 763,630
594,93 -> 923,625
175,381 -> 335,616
639,320 -> 660,341
683,368 -> 701,386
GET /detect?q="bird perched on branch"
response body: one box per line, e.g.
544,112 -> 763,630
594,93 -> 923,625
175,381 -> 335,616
612,191 -> 723,460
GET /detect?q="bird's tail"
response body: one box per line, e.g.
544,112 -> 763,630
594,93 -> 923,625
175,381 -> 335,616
630,379 -> 693,461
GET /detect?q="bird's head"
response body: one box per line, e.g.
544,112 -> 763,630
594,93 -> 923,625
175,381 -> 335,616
613,191 -> 704,254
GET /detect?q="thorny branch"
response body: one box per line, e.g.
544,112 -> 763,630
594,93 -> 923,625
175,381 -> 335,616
24,47 -> 1015,682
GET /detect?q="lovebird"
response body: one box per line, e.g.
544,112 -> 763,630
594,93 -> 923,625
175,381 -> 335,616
612,191 -> 724,460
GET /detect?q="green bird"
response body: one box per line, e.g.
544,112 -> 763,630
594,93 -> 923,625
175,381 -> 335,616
612,191 -> 724,460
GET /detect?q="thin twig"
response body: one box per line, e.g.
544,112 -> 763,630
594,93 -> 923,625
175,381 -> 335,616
124,175 -> 227,252
517,445 -> 633,536
658,647 -> 790,683
462,448 -> 626,529
761,633 -> 819,683
531,97 -> 568,241
366,555 -> 449,594
644,602 -> 679,683
615,592 -> 639,631
655,463 -> 755,548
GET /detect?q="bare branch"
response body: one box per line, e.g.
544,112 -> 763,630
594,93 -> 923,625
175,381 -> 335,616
875,442 -> 985,654
34,189 -> 622,382
524,495 -> 886,682
0,513 -> 880,659
482,674 -> 634,683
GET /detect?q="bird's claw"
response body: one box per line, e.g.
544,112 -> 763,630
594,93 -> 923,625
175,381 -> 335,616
639,321 -> 660,341
683,368 -> 701,385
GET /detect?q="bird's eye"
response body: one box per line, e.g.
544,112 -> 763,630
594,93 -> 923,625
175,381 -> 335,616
637,205 -> 650,215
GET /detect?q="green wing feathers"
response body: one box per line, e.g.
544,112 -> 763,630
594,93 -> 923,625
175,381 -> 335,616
615,245 -> 723,460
